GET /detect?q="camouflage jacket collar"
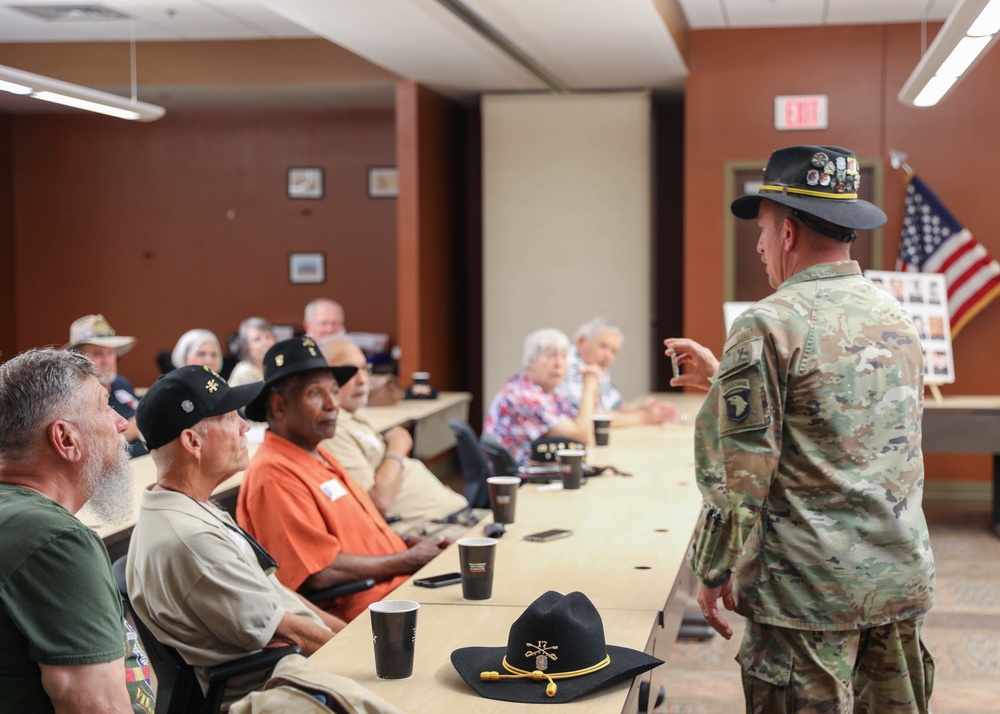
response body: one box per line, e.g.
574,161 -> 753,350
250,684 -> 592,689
778,260 -> 861,291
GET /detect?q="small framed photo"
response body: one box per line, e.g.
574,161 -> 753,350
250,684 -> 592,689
367,166 -> 399,198
287,167 -> 324,199
289,252 -> 325,284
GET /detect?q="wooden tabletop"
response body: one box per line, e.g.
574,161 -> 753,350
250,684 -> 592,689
309,396 -> 708,713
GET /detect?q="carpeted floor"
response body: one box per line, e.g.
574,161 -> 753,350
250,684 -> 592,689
661,498 -> 1000,713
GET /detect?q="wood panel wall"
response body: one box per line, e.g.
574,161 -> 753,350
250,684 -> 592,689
8,108 -> 397,387
685,23 -> 1000,483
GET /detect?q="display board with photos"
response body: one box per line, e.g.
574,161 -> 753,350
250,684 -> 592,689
865,270 -> 954,385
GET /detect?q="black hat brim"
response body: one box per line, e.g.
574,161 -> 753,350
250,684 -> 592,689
731,193 -> 886,231
210,381 -> 263,419
450,645 -> 662,704
243,365 -> 358,423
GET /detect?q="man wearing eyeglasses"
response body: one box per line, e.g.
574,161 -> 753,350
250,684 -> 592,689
126,366 -> 344,703
318,336 -> 469,536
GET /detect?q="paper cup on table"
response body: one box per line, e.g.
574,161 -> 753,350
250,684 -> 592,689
458,537 -> 497,600
487,476 -> 520,524
591,414 -> 612,446
369,600 -> 419,679
557,448 -> 586,490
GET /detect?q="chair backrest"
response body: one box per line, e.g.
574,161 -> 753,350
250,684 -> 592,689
447,419 -> 493,509
112,556 -> 208,714
479,435 -> 519,477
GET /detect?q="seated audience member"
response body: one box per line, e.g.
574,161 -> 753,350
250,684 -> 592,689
0,349 -> 154,714
319,337 -> 469,536
228,317 -> 277,387
128,366 -> 342,703
482,328 -> 600,464
170,328 -> 224,373
237,338 -> 450,621
64,313 -> 148,457
557,317 -> 677,427
303,298 -> 346,339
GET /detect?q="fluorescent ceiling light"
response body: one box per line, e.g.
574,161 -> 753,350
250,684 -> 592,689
898,0 -> 1000,107
0,64 -> 164,122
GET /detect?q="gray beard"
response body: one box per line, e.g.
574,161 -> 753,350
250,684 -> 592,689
82,438 -> 134,526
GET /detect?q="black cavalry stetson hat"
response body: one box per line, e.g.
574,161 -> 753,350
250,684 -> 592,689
136,365 -> 262,450
450,591 -> 662,704
731,145 -> 887,232
243,336 -> 358,422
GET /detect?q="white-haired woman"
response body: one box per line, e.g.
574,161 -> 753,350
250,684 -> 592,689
482,328 -> 600,464
227,317 -> 276,387
171,328 -> 223,373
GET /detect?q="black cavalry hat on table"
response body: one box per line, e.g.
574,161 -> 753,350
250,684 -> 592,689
243,336 -> 358,422
731,145 -> 887,238
136,365 -> 262,450
450,591 -> 662,704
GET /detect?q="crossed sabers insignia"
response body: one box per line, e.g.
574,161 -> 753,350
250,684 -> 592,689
525,641 -> 559,661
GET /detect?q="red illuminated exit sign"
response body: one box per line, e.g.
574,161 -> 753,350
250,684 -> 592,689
774,95 -> 828,130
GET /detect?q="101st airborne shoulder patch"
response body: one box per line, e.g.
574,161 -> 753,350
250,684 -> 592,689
716,335 -> 770,437
723,379 -> 751,422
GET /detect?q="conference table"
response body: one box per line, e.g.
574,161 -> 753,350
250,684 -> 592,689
309,394 -> 708,713
82,392 -> 472,558
921,396 -> 1000,535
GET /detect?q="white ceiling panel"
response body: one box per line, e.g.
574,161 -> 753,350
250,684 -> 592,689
722,0 -> 825,28
679,0 -> 728,29
264,0 -> 549,95
828,0 -> 957,25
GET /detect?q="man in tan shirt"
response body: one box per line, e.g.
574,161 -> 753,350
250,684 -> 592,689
319,337 -> 469,536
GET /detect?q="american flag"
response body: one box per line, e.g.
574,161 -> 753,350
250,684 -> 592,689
897,175 -> 1000,337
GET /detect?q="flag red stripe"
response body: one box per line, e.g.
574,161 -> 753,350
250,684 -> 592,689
952,272 -> 1000,326
937,238 -> 976,275
947,253 -> 994,299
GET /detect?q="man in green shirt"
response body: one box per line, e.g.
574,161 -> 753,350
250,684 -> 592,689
0,348 -> 154,714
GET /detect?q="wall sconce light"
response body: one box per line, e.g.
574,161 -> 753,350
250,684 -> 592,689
898,0 -> 1000,107
0,64 -> 165,121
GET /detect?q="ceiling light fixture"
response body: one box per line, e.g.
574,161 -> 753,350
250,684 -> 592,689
899,0 -> 1000,107
0,64 -> 165,121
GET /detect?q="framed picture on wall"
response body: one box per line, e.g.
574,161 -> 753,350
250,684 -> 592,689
289,252 -> 325,284
367,166 -> 399,198
287,167 -> 324,199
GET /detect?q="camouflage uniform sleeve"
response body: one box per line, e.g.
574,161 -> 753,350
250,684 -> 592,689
688,325 -> 784,587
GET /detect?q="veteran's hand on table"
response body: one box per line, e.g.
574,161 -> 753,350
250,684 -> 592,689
664,338 -> 719,391
639,396 -> 678,424
383,426 -> 413,457
696,580 -> 735,640
401,535 -> 453,572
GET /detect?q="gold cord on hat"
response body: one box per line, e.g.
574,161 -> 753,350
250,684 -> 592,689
758,184 -> 858,200
480,654 -> 611,698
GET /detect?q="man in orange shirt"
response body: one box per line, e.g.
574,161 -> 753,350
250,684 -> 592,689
237,337 -> 450,621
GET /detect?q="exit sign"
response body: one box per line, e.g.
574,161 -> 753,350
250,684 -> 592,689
774,95 -> 828,130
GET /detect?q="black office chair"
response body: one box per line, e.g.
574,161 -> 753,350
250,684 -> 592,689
447,419 -> 494,509
480,434 -> 563,484
112,556 -> 301,714
303,578 -> 377,606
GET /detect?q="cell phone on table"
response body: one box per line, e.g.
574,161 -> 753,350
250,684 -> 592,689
524,529 -> 573,542
412,572 -> 462,588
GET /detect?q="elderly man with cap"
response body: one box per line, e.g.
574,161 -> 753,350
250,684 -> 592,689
126,366 -> 343,703
318,336 -> 470,537
64,314 -> 147,457
237,337 -> 450,622
0,349 -> 154,713
665,145 -> 935,711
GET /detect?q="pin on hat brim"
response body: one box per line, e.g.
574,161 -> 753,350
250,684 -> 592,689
450,645 -> 661,704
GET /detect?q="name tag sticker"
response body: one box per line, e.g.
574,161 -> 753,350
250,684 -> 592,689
320,478 -> 348,502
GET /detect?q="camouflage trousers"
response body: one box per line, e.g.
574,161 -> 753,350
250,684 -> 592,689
737,616 -> 934,713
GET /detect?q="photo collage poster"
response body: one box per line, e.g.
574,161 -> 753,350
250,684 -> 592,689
865,270 -> 955,385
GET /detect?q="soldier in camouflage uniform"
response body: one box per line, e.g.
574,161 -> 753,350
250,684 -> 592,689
665,145 -> 935,713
